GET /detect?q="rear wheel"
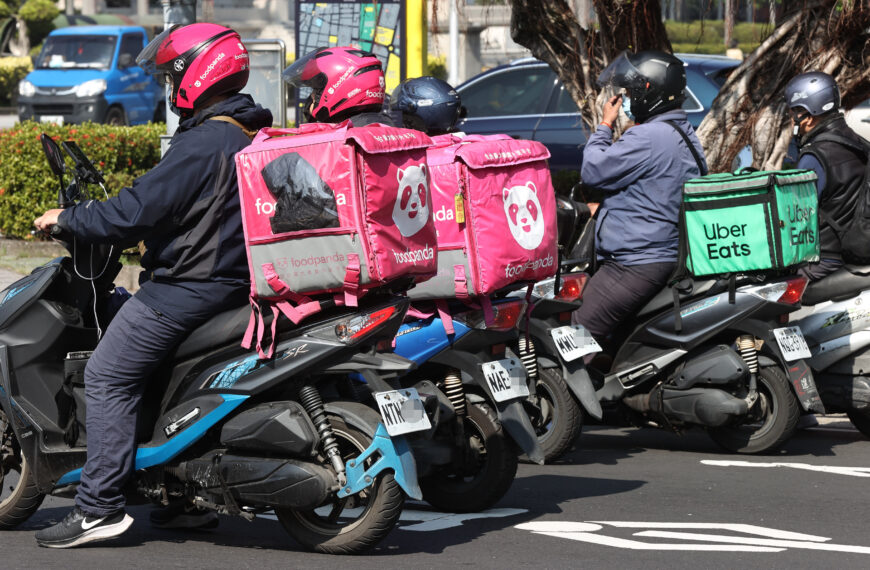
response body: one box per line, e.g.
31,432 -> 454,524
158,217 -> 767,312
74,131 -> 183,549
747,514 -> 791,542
0,409 -> 45,529
846,410 -> 870,438
524,367 -> 582,463
420,401 -> 518,513
275,413 -> 404,554
708,366 -> 800,454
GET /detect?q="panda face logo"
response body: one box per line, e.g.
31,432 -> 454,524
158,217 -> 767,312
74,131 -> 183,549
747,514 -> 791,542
503,182 -> 545,250
392,164 -> 430,237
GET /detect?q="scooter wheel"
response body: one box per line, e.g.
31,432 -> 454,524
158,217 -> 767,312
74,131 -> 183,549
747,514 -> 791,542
523,367 -> 582,463
708,366 -> 800,454
276,412 -> 404,554
846,410 -> 870,438
0,409 -> 45,529
420,401 -> 518,513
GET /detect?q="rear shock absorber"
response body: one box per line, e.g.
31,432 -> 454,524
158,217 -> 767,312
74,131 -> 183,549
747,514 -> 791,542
443,369 -> 466,416
737,335 -> 759,405
518,335 -> 539,384
299,385 -> 346,481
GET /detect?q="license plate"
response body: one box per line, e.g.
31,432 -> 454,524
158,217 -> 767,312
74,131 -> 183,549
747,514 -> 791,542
481,358 -> 529,403
373,388 -> 431,437
40,115 -> 64,125
773,326 -> 812,361
550,324 -> 602,362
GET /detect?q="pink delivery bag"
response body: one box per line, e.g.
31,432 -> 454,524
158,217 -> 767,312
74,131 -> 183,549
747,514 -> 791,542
409,133 -> 558,301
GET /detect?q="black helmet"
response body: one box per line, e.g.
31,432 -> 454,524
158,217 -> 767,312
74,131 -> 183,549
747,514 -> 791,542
390,76 -> 462,135
784,71 -> 840,117
597,50 -> 686,122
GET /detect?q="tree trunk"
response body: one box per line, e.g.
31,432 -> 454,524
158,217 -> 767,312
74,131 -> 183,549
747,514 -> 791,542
509,0 -> 669,130
724,0 -> 735,46
697,0 -> 870,172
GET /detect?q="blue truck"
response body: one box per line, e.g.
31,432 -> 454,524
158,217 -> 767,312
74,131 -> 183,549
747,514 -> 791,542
17,25 -> 164,126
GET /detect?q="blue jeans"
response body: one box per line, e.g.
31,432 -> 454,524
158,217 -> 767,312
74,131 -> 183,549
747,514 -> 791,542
75,295 -> 192,516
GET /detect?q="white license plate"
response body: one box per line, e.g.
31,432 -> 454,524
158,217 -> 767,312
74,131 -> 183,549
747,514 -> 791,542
373,388 -> 431,437
773,326 -> 812,361
40,115 -> 64,125
550,324 -> 602,362
481,358 -> 529,403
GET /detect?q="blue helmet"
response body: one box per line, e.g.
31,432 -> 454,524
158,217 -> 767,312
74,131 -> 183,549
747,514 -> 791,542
390,76 -> 462,135
784,72 -> 840,117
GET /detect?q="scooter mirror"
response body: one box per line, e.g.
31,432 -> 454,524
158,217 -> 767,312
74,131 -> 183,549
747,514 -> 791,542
40,134 -> 66,178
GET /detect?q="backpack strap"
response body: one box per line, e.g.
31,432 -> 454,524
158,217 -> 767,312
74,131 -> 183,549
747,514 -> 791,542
209,115 -> 258,140
664,120 -> 708,176
343,254 -> 361,307
435,299 -> 456,336
453,265 -> 470,299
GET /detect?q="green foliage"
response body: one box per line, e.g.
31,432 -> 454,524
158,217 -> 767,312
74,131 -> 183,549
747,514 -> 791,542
0,3 -> 13,19
0,56 -> 31,104
18,0 -> 57,47
664,20 -> 770,54
0,121 -> 164,238
427,55 -> 447,81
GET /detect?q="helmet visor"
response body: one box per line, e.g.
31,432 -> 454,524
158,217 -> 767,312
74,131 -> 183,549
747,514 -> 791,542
597,52 -> 648,90
136,25 -> 179,76
282,48 -> 328,90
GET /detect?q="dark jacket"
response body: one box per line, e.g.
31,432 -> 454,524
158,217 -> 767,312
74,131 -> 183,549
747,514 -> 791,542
581,109 -> 707,265
797,114 -> 868,263
58,93 -> 273,322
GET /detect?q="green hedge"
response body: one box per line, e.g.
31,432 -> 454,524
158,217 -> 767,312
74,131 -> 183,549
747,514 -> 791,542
0,55 -> 31,104
665,20 -> 771,54
0,121 -> 164,239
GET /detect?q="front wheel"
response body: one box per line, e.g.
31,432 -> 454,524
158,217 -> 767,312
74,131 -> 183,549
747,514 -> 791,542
0,408 -> 45,529
276,413 -> 404,554
420,401 -> 518,513
846,410 -> 870,438
708,366 -> 800,454
104,106 -> 126,126
524,367 -> 582,463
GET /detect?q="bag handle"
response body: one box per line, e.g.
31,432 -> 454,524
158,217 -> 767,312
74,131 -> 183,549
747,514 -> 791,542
251,121 -> 351,144
664,120 -> 708,176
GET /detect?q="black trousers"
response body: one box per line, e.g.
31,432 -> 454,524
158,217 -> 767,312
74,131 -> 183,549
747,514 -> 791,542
572,260 -> 675,342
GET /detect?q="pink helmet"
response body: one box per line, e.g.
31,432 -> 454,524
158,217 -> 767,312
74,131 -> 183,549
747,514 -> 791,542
137,23 -> 249,116
283,46 -> 385,122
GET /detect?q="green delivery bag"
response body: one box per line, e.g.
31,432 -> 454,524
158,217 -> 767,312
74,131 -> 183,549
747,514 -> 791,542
680,169 -> 820,277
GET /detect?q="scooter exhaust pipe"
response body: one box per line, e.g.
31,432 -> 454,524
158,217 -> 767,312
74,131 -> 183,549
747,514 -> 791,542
624,384 -> 748,427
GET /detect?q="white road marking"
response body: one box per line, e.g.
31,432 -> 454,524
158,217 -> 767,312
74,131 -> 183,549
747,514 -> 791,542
515,521 -> 870,554
702,459 -> 870,477
258,507 -> 528,531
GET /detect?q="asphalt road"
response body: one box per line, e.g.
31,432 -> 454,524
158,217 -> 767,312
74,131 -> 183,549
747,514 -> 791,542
2,423 -> 868,569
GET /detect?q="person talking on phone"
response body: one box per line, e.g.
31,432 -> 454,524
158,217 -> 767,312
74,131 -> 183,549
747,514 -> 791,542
573,50 -> 708,346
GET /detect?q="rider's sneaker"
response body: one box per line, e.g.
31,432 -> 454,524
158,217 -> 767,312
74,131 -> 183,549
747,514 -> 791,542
149,502 -> 219,530
35,506 -> 133,548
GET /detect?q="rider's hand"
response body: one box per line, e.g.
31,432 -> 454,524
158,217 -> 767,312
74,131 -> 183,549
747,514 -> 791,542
34,209 -> 63,233
602,95 -> 622,127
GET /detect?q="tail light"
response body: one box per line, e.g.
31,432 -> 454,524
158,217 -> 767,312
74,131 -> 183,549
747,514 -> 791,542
555,273 -> 588,302
455,299 -> 526,332
334,306 -> 397,343
746,276 -> 808,305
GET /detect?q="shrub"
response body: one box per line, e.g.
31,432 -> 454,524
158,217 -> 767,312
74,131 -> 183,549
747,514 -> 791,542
0,55 -> 31,104
18,0 -> 57,47
427,55 -> 447,81
0,121 -> 164,238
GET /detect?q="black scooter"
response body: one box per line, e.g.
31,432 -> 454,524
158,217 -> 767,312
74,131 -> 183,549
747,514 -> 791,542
0,135 -> 426,554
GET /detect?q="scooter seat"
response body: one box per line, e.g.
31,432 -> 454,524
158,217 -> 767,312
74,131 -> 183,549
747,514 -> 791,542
803,265 -> 870,306
636,279 -> 718,319
174,304 -> 252,360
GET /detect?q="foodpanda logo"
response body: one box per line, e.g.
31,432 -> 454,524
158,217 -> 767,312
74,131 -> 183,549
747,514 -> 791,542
379,76 -> 385,89
503,182 -> 545,250
255,198 -> 276,215
200,52 -> 226,81
392,164 -> 430,237
366,89 -> 385,100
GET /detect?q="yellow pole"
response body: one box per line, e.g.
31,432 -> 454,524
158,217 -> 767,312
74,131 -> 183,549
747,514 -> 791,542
405,0 -> 427,78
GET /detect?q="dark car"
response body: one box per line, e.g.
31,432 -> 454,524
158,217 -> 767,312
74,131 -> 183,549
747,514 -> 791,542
455,54 -> 739,179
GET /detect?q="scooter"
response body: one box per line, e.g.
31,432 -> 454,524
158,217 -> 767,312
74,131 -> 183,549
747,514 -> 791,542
589,273 -> 823,453
788,264 -> 870,436
0,135 -> 425,554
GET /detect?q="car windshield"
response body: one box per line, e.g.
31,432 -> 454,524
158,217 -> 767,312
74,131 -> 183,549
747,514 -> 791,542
36,35 -> 117,70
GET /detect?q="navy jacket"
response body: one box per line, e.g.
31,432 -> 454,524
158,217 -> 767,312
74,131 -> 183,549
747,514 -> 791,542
59,94 -> 273,323
582,109 -> 707,265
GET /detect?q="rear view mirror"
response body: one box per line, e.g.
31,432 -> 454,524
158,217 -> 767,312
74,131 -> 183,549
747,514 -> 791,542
40,133 -> 66,177
118,53 -> 134,69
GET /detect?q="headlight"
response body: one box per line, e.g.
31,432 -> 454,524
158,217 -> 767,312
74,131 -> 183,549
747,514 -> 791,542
18,80 -> 35,97
75,79 -> 107,98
